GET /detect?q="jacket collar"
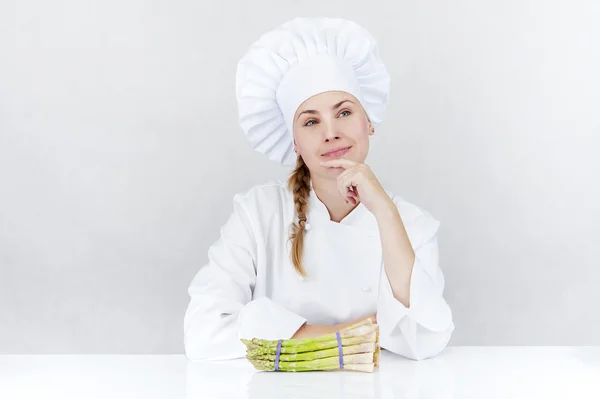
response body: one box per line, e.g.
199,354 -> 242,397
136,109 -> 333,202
306,181 -> 378,230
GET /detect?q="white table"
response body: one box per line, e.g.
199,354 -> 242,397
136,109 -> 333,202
2,347 -> 599,398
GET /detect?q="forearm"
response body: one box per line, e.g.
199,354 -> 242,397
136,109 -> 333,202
291,313 -> 377,339
374,200 -> 416,308
291,323 -> 336,339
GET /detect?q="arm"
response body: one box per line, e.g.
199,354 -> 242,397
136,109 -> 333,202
373,200 -> 454,361
291,323 -> 334,339
291,313 -> 377,339
183,193 -> 307,361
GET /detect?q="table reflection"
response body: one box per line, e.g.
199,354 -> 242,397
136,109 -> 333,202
185,350 -> 455,399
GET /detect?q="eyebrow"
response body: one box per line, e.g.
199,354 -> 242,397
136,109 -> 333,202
295,100 -> 355,122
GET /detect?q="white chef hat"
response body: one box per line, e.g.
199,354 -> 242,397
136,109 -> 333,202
236,17 -> 391,167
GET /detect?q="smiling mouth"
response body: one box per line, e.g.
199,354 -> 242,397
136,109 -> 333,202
322,146 -> 351,158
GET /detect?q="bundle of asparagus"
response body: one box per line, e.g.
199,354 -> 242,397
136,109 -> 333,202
241,318 -> 380,373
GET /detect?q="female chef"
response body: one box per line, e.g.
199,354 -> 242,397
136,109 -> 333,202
184,17 -> 455,361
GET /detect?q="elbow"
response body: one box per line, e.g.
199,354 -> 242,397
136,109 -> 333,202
407,322 -> 455,361
184,331 -> 245,362
183,306 -> 217,361
406,342 -> 449,361
183,308 -> 245,361
382,321 -> 455,361
183,316 -> 225,361
184,335 -> 212,362
184,325 -> 230,361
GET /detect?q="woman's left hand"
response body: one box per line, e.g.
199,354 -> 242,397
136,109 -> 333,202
320,158 -> 393,215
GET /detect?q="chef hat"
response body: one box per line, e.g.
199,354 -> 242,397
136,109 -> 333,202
236,17 -> 391,166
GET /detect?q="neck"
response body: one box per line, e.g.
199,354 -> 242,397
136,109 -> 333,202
311,175 -> 360,223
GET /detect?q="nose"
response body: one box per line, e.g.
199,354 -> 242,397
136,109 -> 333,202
324,126 -> 342,142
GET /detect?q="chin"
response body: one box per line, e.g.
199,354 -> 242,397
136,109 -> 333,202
322,166 -> 345,177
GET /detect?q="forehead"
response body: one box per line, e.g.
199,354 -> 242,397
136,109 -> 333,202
295,91 -> 357,114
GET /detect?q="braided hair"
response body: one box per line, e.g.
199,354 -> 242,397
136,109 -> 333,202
286,154 -> 311,278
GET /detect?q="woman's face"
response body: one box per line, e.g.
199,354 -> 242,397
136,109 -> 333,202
292,91 -> 374,178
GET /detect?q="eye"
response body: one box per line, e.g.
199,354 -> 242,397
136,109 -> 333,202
302,110 -> 351,127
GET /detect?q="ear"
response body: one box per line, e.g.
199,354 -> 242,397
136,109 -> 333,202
368,121 -> 375,136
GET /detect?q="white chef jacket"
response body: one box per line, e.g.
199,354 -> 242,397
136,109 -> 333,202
184,179 -> 454,361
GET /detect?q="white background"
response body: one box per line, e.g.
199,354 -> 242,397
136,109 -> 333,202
1,0 -> 598,353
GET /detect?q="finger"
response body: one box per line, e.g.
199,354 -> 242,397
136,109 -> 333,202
348,193 -> 358,205
339,172 -> 360,201
345,181 -> 360,204
345,185 -> 359,205
349,188 -> 358,201
336,166 -> 355,181
338,170 -> 358,202
337,168 -> 354,196
320,158 -> 357,169
344,188 -> 356,205
350,189 -> 359,205
336,169 -> 350,200
346,185 -> 358,200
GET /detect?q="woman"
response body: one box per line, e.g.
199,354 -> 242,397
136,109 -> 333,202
184,17 -> 454,361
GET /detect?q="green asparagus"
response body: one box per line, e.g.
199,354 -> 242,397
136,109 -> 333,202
241,318 -> 380,373
249,352 -> 374,372
247,342 -> 377,361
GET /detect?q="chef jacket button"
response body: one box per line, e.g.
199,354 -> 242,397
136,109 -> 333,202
304,223 -> 311,231
361,287 -> 371,292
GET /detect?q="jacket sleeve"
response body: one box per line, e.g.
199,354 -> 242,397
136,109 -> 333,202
376,208 -> 455,361
183,193 -> 308,361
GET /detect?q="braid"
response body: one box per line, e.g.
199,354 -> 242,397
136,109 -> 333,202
286,154 -> 311,278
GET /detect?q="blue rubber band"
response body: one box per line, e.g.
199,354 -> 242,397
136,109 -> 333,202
336,331 -> 344,370
274,339 -> 283,371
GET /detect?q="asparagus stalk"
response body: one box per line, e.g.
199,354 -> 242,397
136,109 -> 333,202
374,325 -> 380,368
247,342 -> 377,361
241,317 -> 380,372
241,324 -> 377,353
249,353 -> 374,372
243,330 -> 377,354
242,318 -> 372,348
250,360 -> 375,373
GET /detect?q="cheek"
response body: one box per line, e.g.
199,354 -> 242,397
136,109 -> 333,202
348,116 -> 370,136
295,139 -> 318,157
350,122 -> 370,141
351,126 -> 371,158
361,120 -> 371,136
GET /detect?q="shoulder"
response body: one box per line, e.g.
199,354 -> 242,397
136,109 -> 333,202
232,179 -> 291,207
230,179 -> 293,225
383,188 -> 442,248
229,180 -> 292,237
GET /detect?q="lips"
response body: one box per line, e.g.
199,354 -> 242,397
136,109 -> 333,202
322,146 -> 351,158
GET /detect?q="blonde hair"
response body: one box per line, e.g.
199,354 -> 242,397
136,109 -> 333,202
286,154 -> 311,278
